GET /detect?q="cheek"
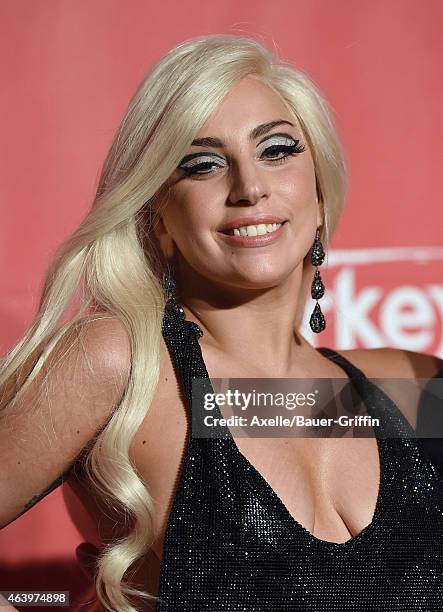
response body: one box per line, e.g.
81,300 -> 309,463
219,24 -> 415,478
279,162 -> 317,212
173,175 -> 232,228
162,198 -> 218,252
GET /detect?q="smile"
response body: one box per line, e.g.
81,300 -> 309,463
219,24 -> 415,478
222,222 -> 282,236
217,220 -> 288,248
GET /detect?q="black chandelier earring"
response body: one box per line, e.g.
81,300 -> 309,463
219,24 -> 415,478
309,228 -> 326,333
163,264 -> 185,319
162,265 -> 204,338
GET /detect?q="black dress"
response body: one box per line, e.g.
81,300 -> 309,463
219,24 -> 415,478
155,306 -> 443,611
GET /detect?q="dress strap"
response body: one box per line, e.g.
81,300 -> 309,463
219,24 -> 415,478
317,346 -> 367,380
161,307 -> 233,440
317,347 -> 421,439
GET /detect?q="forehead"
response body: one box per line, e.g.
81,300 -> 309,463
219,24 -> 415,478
196,75 -> 301,138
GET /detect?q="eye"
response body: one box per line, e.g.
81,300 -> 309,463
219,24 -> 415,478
178,134 -> 306,177
259,136 -> 306,164
178,155 -> 226,177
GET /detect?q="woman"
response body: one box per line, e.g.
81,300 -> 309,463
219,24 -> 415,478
1,34 -> 443,612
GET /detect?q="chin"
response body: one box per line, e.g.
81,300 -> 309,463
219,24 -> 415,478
229,271 -> 292,290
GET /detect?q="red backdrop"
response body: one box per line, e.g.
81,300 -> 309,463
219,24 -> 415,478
1,0 -> 442,608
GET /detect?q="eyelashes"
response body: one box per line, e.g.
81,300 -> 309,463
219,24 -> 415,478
178,137 -> 306,178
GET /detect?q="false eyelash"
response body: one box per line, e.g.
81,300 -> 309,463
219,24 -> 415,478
180,142 -> 306,177
264,142 -> 306,158
180,160 -> 223,176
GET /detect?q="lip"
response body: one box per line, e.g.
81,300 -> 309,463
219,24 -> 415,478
217,215 -> 287,233
217,220 -> 288,248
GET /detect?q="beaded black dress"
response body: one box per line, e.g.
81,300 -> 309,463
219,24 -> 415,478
155,306 -> 443,611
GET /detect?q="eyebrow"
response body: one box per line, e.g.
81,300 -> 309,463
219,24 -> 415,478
190,119 -> 296,148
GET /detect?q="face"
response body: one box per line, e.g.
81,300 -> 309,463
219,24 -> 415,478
153,74 -> 323,297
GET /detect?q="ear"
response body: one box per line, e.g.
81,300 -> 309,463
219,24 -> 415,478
316,195 -> 324,229
316,207 -> 324,229
314,174 -> 324,228
152,212 -> 176,259
149,186 -> 177,259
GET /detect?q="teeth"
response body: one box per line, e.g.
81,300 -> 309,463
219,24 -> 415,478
231,223 -> 282,236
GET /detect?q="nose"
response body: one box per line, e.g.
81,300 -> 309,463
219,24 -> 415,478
227,159 -> 269,207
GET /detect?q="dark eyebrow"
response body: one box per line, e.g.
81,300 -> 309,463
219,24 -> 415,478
190,120 -> 296,148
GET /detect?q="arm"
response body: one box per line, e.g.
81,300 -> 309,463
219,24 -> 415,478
0,316 -> 131,529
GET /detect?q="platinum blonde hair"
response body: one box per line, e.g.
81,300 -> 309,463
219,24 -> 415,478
0,34 -> 347,610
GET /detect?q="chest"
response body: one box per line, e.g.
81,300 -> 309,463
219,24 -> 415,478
234,434 -> 381,541
131,397 -> 382,558
130,338 -> 383,551
189,341 -> 382,542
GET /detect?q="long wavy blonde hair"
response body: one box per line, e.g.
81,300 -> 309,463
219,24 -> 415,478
0,34 -> 347,611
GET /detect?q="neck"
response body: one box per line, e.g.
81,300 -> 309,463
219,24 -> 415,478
176,269 -> 313,376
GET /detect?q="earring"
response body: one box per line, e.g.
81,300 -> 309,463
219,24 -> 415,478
163,265 -> 185,319
309,228 -> 326,333
162,265 -> 204,338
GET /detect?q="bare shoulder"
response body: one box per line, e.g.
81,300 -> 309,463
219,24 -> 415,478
338,347 -> 443,379
73,313 -> 132,384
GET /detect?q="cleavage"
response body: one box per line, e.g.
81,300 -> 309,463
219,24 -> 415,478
233,435 -> 381,543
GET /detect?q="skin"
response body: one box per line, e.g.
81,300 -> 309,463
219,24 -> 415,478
153,74 -> 324,376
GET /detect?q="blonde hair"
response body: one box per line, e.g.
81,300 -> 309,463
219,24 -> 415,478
0,33 -> 347,610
